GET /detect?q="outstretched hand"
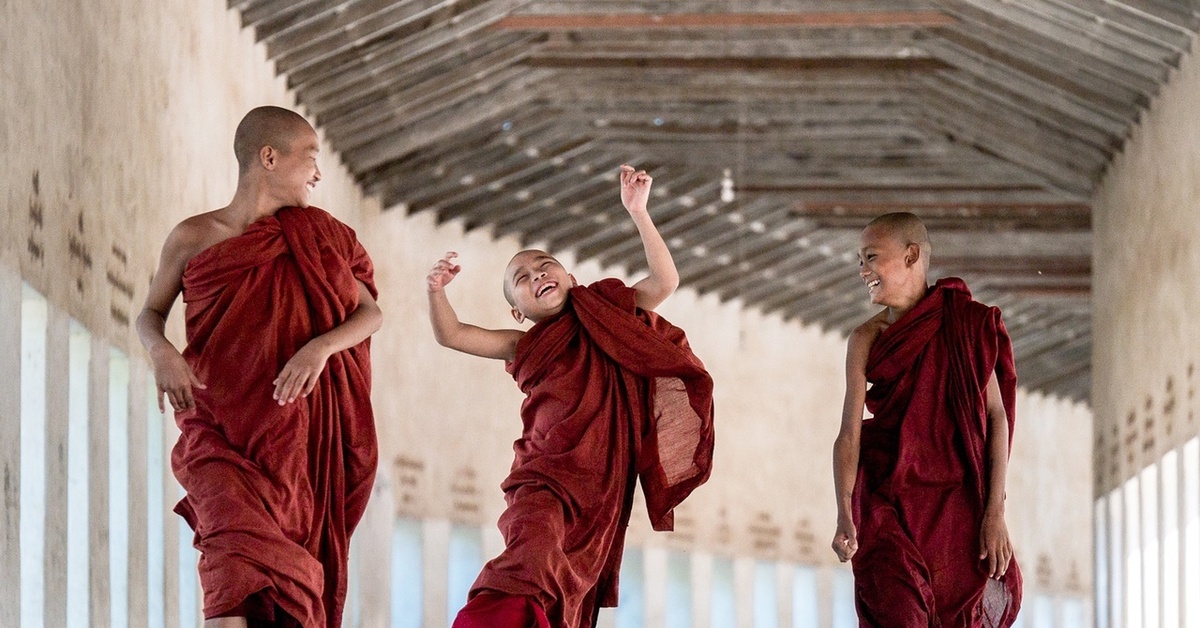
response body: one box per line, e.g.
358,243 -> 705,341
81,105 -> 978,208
427,252 -> 461,292
619,164 -> 652,214
979,509 -> 1013,579
151,346 -> 206,413
832,516 -> 859,563
273,340 -> 330,405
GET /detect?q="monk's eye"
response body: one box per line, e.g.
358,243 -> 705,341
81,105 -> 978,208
515,275 -> 527,284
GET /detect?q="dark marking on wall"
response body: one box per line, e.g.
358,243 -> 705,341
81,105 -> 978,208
27,170 -> 44,263
393,455 -> 424,513
1035,553 -> 1052,588
450,466 -> 480,516
747,511 -> 780,553
715,508 -> 731,546
110,306 -> 129,327
792,518 -> 815,560
1165,377 -> 1176,437
1124,410 -> 1137,466
67,232 -> 92,268
1142,395 -> 1155,453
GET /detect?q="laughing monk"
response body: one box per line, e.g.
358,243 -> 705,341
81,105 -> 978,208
136,106 -> 382,628
831,212 -> 1022,627
426,165 -> 714,628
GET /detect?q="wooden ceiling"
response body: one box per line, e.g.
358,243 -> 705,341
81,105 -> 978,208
232,0 -> 1200,402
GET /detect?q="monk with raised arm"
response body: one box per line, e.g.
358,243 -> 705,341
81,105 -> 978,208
136,106 -> 382,628
427,165 -> 714,628
831,212 -> 1021,627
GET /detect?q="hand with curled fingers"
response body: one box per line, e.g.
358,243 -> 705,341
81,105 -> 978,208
151,345 -> 206,413
979,508 -> 1014,580
427,252 -> 462,292
619,164 -> 652,215
832,515 -> 859,563
273,339 -> 331,406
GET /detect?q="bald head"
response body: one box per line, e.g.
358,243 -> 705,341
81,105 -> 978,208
863,212 -> 932,269
234,106 -> 314,174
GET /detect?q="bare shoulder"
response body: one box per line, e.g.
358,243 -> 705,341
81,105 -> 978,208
850,310 -> 889,347
164,209 -> 238,267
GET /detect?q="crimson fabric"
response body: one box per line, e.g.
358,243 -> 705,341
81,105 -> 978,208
464,279 -> 714,628
173,206 -> 378,627
453,592 -> 552,628
853,277 -> 1021,627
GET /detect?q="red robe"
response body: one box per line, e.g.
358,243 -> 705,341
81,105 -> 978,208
853,278 -> 1021,627
172,206 -> 378,627
458,279 -> 714,628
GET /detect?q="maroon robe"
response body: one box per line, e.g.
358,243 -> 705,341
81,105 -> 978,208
457,279 -> 715,628
172,205 -> 378,627
853,277 -> 1021,627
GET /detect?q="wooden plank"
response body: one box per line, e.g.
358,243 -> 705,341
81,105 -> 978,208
524,56 -> 953,72
491,12 -> 958,30
43,307 -> 69,628
344,69 -> 552,171
286,0 -> 535,92
88,337 -> 110,628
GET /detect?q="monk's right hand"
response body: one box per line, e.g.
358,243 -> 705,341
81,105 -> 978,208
427,252 -> 461,292
832,516 -> 858,562
150,346 -> 206,413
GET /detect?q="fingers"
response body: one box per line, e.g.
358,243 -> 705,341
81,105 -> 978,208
188,368 -> 206,390
157,386 -> 166,414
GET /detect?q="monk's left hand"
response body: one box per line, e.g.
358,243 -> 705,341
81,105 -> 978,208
979,508 -> 1013,580
274,341 -> 330,405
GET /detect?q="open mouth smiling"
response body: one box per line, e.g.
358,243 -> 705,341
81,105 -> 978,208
536,281 -> 557,298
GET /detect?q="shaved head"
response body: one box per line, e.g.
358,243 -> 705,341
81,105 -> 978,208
864,212 -> 932,268
503,250 -> 555,306
234,106 -> 314,174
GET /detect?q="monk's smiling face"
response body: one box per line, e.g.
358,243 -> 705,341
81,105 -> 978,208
270,124 -> 322,209
504,250 -> 576,324
858,223 -> 923,307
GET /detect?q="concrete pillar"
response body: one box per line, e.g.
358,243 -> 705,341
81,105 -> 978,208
89,335 -> 111,628
161,402 -> 181,627
733,556 -> 754,628
423,519 -> 451,628
690,552 -> 713,628
354,481 -> 395,628
44,306 -> 70,628
0,259 -> 22,627
643,545 -> 667,628
127,359 -> 150,628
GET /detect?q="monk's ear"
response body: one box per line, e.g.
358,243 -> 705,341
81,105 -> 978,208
905,243 -> 921,268
568,273 -> 578,288
511,307 -> 525,324
259,145 -> 278,171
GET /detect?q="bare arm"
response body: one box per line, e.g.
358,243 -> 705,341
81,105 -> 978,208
136,225 -> 206,413
831,324 -> 873,562
272,280 -> 383,404
621,165 -> 679,311
979,370 -> 1014,578
427,253 -> 524,361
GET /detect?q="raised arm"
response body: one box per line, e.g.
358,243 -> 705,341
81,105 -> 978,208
979,370 -> 1014,579
272,280 -> 382,405
136,225 -> 206,413
427,252 -> 523,361
620,165 -> 679,311
831,322 -> 874,562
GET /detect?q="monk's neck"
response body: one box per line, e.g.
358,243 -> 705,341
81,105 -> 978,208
884,283 -> 931,323
225,182 -> 288,228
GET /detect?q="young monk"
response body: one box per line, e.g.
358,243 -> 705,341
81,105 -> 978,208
830,212 -> 1022,627
427,165 -> 714,628
136,106 -> 382,628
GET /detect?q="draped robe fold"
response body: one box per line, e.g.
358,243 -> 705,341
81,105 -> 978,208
460,279 -> 714,628
172,205 -> 377,627
853,277 -> 1021,628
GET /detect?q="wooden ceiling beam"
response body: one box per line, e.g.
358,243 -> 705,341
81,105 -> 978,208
491,12 -> 957,30
524,56 -> 953,72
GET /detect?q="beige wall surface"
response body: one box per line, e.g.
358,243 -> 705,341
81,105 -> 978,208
1,0 -> 1093,623
1093,40 -> 1200,495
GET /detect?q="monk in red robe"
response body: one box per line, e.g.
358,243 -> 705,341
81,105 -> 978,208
137,106 -> 382,628
831,212 -> 1021,627
426,165 -> 714,628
